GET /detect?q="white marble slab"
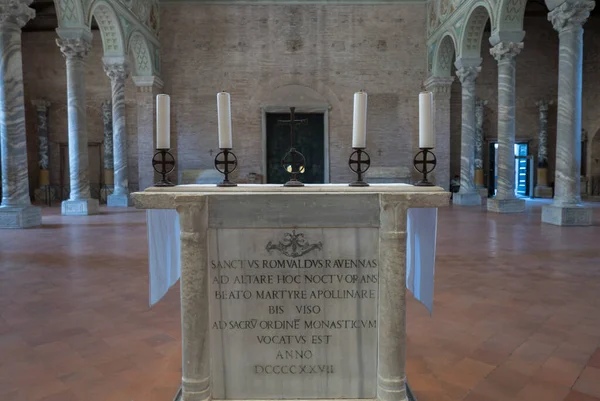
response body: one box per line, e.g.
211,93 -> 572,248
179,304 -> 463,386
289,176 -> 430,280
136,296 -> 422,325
208,227 -> 378,399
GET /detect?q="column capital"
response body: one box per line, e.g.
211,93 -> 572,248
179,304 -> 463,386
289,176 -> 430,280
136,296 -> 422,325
456,66 -> 481,85
490,41 -> 524,62
102,99 -> 112,110
103,61 -> 130,83
475,97 -> 488,107
133,75 -> 164,93
424,76 -> 454,98
56,38 -> 91,60
31,98 -> 50,112
0,0 -> 35,29
535,99 -> 554,112
548,0 -> 595,33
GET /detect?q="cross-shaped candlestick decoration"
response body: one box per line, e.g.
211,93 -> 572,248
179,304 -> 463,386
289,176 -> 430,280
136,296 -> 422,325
214,149 -> 238,187
413,148 -> 437,186
278,107 -> 308,187
152,149 -> 176,187
348,148 -> 371,187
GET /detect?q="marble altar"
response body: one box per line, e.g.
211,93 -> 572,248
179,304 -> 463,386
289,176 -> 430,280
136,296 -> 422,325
133,184 -> 449,401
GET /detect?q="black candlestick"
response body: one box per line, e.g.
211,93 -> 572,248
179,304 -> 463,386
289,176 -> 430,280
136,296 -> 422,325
152,149 -> 175,187
413,147 -> 437,186
348,148 -> 371,187
281,148 -> 306,187
214,148 -> 238,187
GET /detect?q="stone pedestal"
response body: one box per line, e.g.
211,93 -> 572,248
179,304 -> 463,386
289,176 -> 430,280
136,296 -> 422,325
454,61 -> 482,206
61,199 -> 100,216
542,0 -> 595,225
0,2 -> 41,228
453,192 -> 482,206
57,37 -> 99,216
104,60 -> 130,207
133,76 -> 163,191
487,41 -> 525,214
487,198 -> 526,213
542,204 -> 592,226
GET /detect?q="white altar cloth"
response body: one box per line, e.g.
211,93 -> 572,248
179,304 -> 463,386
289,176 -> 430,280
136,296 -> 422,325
147,208 -> 438,313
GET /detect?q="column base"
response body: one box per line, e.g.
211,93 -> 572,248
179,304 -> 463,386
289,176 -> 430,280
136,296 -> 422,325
487,198 -> 526,213
0,206 -> 42,228
453,191 -> 482,206
534,185 -> 553,199
107,193 -> 131,207
477,187 -> 488,199
542,204 -> 592,226
61,199 -> 100,216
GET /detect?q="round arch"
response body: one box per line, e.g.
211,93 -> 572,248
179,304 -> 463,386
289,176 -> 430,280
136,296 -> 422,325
458,2 -> 494,59
88,0 -> 125,57
128,31 -> 154,77
432,32 -> 457,77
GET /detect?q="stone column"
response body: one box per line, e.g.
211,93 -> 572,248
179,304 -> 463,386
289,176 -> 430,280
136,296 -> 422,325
474,98 -> 487,194
177,200 -> 211,401
487,42 -> 526,213
57,38 -> 99,216
32,99 -> 51,204
542,0 -> 594,225
377,194 -> 408,401
133,76 -> 163,190
104,61 -> 130,207
534,100 -> 553,198
101,100 -> 113,200
424,76 -> 454,191
453,62 -> 482,205
0,1 -> 41,228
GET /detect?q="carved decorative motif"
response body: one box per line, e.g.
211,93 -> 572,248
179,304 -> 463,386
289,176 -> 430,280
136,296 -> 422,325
490,41 -> 523,61
0,0 -> 35,28
464,7 -> 490,53
548,0 -> 595,32
130,33 -> 151,75
266,230 -> 323,258
456,65 -> 481,85
438,35 -> 455,74
103,61 -> 129,82
503,0 -> 526,22
94,4 -> 122,54
57,0 -> 78,23
56,38 -> 91,59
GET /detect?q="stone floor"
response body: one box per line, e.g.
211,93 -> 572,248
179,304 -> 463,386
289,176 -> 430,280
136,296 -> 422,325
0,202 -> 599,401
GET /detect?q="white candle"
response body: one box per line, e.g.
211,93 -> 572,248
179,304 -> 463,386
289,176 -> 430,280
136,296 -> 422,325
352,91 -> 368,148
156,94 -> 170,149
419,91 -> 435,149
217,92 -> 233,149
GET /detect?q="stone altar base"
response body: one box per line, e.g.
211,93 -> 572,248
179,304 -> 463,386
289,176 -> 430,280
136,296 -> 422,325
107,193 -> 131,207
542,204 -> 592,226
0,206 -> 42,228
61,199 -> 100,216
487,198 -> 526,213
453,191 -> 482,206
534,185 -> 553,199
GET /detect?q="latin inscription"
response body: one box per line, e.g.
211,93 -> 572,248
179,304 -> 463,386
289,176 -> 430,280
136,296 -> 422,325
209,228 -> 379,399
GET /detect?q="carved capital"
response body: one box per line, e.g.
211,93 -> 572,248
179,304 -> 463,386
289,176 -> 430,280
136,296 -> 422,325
133,75 -> 164,93
548,0 -> 595,33
456,66 -> 481,85
31,99 -> 50,112
102,100 -> 112,112
490,41 -> 524,62
56,38 -> 91,60
424,76 -> 454,98
103,62 -> 130,83
535,99 -> 554,112
0,0 -> 34,29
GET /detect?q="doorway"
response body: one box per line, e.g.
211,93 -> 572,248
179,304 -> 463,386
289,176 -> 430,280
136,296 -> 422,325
488,142 -> 531,197
265,112 -> 326,184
